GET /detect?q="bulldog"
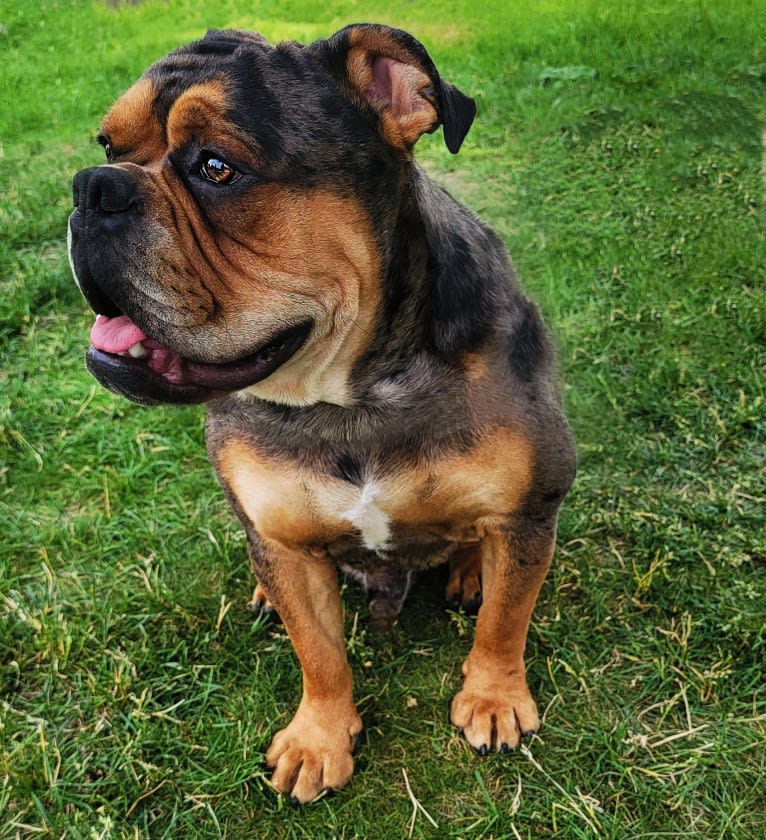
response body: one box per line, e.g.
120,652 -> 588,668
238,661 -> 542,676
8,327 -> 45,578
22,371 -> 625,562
69,24 -> 576,804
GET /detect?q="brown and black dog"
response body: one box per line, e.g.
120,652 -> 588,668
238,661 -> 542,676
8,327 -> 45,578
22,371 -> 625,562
68,24 -> 576,803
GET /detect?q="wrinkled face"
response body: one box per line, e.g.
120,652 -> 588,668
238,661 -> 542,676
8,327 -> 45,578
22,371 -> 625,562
69,31 -> 394,406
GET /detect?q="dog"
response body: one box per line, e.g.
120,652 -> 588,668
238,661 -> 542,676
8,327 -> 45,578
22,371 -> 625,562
68,24 -> 576,804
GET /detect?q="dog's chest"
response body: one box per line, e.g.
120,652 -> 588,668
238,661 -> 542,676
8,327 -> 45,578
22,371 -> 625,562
329,481 -> 392,551
217,429 -> 533,563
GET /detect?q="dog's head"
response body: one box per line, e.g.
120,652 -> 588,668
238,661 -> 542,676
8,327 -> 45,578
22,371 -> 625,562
68,24 -> 475,406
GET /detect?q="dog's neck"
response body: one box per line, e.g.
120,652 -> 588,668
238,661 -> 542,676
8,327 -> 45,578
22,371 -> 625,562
347,164 -> 517,396
238,164 -> 516,411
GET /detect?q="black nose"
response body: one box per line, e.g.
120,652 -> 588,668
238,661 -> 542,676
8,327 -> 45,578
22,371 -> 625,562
69,166 -> 145,317
72,166 -> 144,220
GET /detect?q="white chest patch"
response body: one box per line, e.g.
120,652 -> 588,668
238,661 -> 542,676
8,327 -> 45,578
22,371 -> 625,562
339,482 -> 391,551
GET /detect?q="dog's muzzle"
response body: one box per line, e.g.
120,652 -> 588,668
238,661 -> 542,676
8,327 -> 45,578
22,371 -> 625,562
68,165 -> 312,405
69,166 -> 145,316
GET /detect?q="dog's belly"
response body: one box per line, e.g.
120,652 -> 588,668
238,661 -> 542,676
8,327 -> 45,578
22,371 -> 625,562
320,515 -> 481,572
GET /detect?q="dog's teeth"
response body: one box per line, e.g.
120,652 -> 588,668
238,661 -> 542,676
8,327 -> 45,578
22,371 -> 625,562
128,341 -> 148,358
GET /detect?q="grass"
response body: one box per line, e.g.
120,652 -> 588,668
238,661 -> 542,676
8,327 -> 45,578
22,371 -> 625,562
1,0 -> 764,837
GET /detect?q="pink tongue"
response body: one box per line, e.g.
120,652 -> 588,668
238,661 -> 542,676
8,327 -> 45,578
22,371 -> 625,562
90,314 -> 148,353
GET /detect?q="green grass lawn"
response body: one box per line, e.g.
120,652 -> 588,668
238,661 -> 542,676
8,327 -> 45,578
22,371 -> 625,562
1,0 -> 764,837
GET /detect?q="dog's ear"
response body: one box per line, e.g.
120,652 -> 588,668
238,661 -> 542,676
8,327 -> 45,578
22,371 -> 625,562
320,24 -> 476,153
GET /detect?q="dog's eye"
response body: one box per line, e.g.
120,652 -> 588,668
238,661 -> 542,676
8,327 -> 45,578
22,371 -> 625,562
200,156 -> 240,185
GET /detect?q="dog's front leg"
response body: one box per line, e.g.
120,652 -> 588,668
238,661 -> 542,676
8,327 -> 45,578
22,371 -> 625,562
450,517 -> 556,753
253,539 -> 362,803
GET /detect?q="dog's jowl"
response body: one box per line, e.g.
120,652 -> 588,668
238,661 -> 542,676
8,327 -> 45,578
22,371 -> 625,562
69,24 -> 576,803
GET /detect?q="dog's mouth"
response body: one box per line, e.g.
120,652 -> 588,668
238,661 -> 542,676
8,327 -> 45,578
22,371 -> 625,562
86,313 -> 312,405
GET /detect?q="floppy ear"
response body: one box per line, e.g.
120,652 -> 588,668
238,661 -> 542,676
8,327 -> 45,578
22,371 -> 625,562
322,23 -> 476,153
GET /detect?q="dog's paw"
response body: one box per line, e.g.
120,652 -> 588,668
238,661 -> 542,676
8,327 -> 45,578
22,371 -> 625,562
266,703 -> 362,803
450,672 -> 539,753
445,550 -> 482,614
250,582 -> 281,622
